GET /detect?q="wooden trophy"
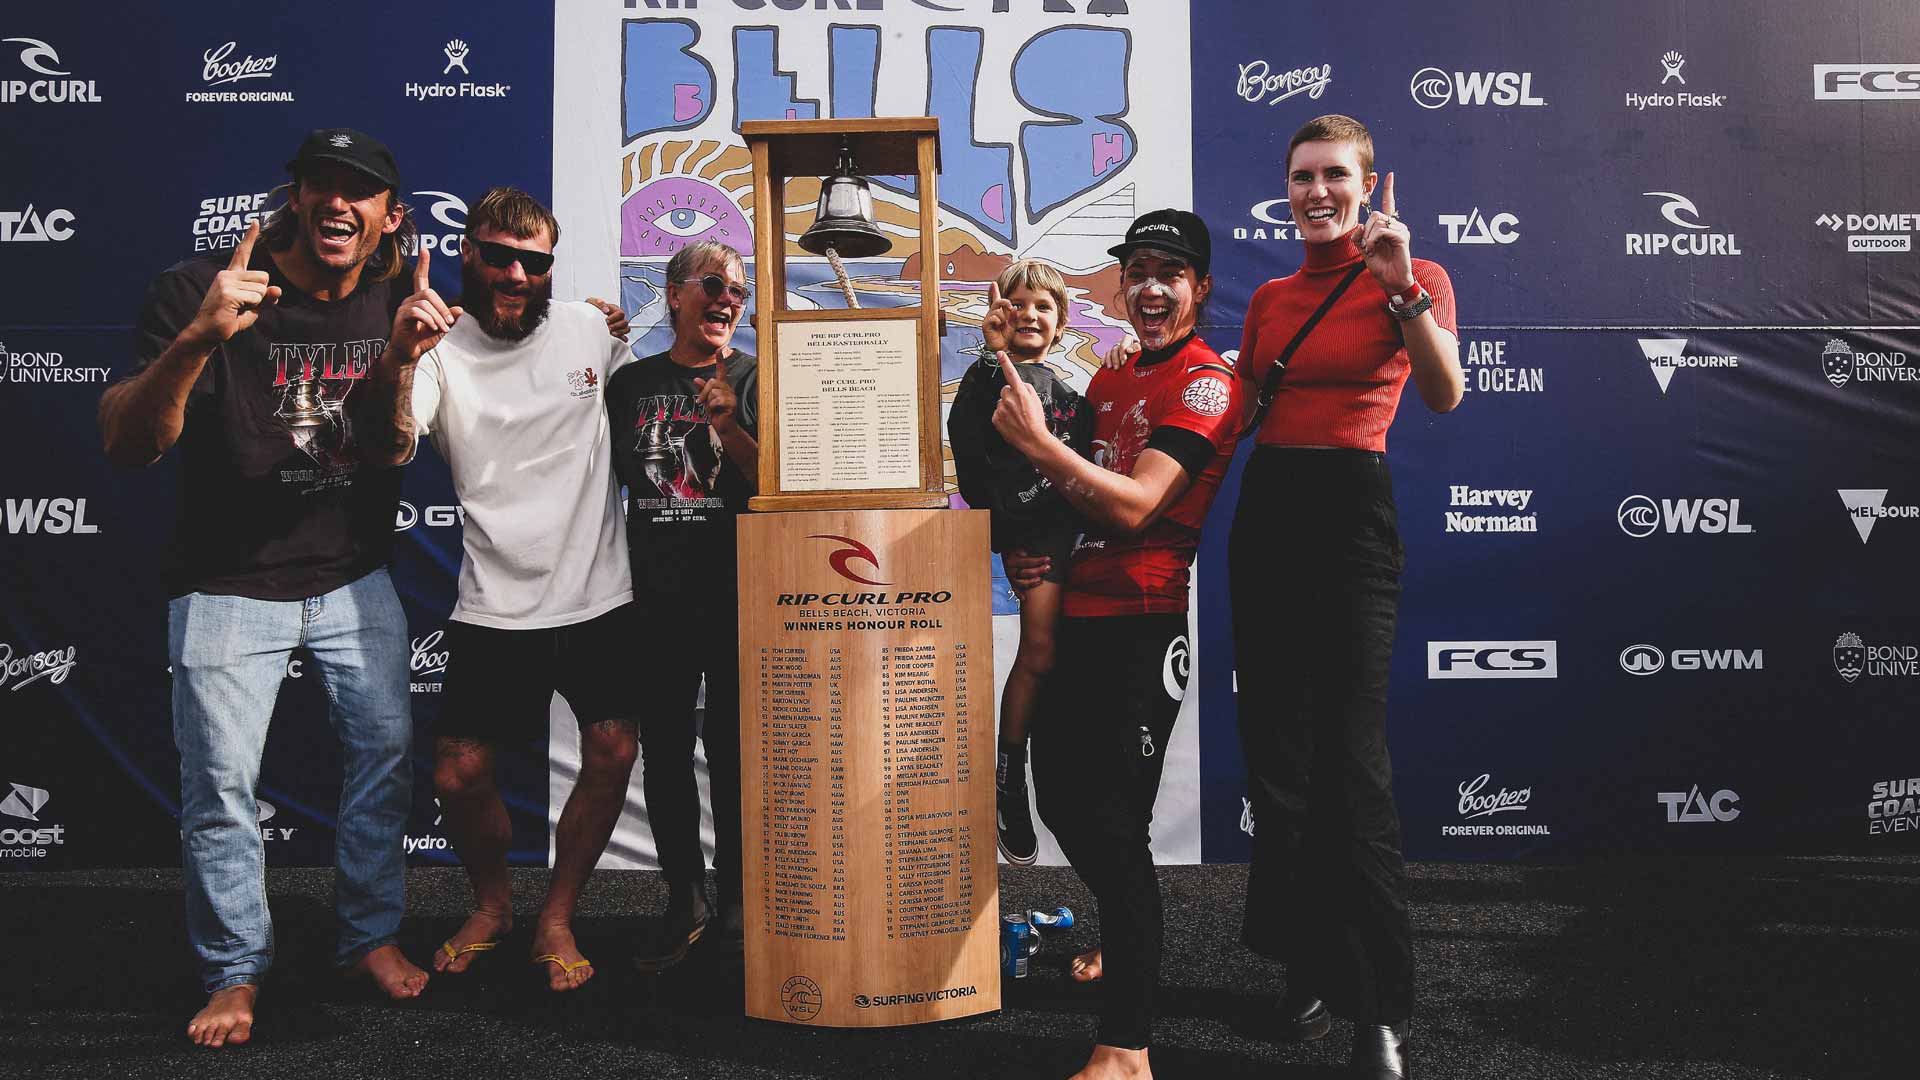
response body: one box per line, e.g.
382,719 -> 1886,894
735,118 -> 1000,1027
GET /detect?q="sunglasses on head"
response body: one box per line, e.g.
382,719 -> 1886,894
678,273 -> 751,305
473,239 -> 555,276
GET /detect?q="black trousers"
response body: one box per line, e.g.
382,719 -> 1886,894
1230,447 -> 1412,1025
1032,612 -> 1186,1050
634,593 -> 743,903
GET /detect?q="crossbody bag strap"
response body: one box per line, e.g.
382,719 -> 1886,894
1239,262 -> 1368,440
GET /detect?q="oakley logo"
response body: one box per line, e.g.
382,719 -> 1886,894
809,534 -> 891,587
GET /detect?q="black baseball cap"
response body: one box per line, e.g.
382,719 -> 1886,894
1107,209 -> 1211,276
284,128 -> 402,190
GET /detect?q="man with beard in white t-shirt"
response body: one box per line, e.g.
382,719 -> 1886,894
378,187 -> 638,992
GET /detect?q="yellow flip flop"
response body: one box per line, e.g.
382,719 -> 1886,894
532,952 -> 593,989
439,939 -> 499,969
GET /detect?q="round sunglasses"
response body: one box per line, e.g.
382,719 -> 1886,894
676,273 -> 751,305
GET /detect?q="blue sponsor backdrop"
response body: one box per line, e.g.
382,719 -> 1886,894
3,1 -> 1918,869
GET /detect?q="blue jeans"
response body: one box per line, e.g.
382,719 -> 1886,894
169,568 -> 413,992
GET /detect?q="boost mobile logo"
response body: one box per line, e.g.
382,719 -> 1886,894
0,782 -> 50,821
809,534 -> 891,587
0,782 -> 64,854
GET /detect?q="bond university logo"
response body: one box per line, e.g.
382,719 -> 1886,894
1410,67 -> 1544,109
4,341 -> 110,385
1833,632 -> 1920,681
0,783 -> 50,821
1821,338 -> 1913,387
809,535 -> 891,587
1616,495 -> 1752,537
1835,633 -> 1865,682
1636,338 -> 1739,394
1627,192 -> 1741,256
1823,338 -> 1855,386
1837,489 -> 1920,544
2,37 -> 101,104
1658,785 -> 1741,823
1815,64 -> 1920,100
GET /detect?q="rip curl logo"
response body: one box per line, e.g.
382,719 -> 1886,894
0,643 -> 78,691
808,534 -> 891,587
6,38 -> 66,77
1181,376 -> 1231,417
1162,635 -> 1190,700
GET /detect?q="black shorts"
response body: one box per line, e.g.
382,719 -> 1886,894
437,602 -> 638,741
1006,521 -> 1079,585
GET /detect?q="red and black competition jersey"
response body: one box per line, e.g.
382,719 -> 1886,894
1065,333 -> 1243,617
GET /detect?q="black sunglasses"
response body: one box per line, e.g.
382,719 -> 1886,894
473,239 -> 555,276
677,273 -> 751,305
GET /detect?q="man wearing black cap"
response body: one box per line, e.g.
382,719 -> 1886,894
991,209 -> 1244,1080
100,128 -> 431,1047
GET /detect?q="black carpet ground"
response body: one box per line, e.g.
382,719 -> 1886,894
3,857 -> 1916,1079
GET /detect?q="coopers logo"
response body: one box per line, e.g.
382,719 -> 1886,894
1658,785 -> 1740,823
188,41 -> 293,103
1427,641 -> 1557,679
1410,67 -> 1545,109
0,205 -> 76,243
1821,338 -> 1913,388
809,534 -> 891,587
1837,488 -> 1920,544
1,37 -> 102,104
1616,495 -> 1752,537
1815,64 -> 1920,100
1438,209 -> 1518,245
1234,200 -> 1302,243
1627,192 -> 1741,256
411,630 -> 450,694
1443,774 -> 1551,838
1618,644 -> 1763,675
4,498 -> 100,535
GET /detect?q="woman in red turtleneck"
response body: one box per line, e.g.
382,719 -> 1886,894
1231,114 -> 1461,1080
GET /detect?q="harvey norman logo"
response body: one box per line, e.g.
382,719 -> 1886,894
1636,337 -> 1739,394
1815,212 -> 1916,253
1445,486 -> 1536,533
1427,641 -> 1557,679
1615,495 -> 1752,537
1814,64 -> 1920,100
1410,67 -> 1545,109
1837,489 -> 1920,544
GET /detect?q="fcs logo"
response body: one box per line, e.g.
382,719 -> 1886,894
808,535 -> 890,587
1410,67 -> 1545,109
1438,209 -> 1518,245
1616,495 -> 1752,537
1162,635 -> 1190,700
1815,64 -> 1920,100
0,783 -> 51,821
406,190 -> 468,256
1837,489 -> 1920,544
1658,785 -> 1740,823
1427,640 -> 1558,679
5,38 -> 66,76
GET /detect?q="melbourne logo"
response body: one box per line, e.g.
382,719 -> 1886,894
1162,635 -> 1189,700
1410,67 -> 1545,109
188,42 -> 292,103
0,205 -> 76,243
1815,64 -> 1920,100
1815,213 -> 1916,253
1,37 -> 102,104
1626,192 -> 1741,256
1427,641 -> 1557,679
192,192 -> 273,253
1615,494 -> 1752,537
3,341 -> 110,385
405,38 -> 509,101
1637,338 -> 1740,394
1658,785 -> 1741,823
1826,632 -> 1920,682
1438,209 -> 1518,245
1624,51 -> 1726,110
1868,776 -> 1920,836
1619,644 -> 1762,675
1235,60 -> 1332,106
1838,488 -> 1920,544
1820,338 -> 1913,388
1445,485 -> 1535,533
1234,200 -> 1302,242
809,535 -> 891,587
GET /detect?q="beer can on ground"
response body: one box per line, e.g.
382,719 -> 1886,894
1001,914 -> 1032,978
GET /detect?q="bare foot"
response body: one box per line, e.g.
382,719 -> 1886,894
433,908 -> 513,973
1067,1044 -> 1151,1080
348,944 -> 429,999
530,919 -> 593,992
186,984 -> 257,1048
1070,947 -> 1104,983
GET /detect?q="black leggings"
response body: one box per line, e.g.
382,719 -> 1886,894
1231,447 -> 1412,1025
633,595 -> 743,903
1032,612 -> 1186,1050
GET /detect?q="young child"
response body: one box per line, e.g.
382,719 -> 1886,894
947,260 -> 1091,865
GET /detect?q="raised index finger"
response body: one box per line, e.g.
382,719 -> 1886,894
996,349 -> 1025,390
414,245 -> 431,292
228,220 -> 260,271
987,281 -> 1001,308
1380,171 -> 1397,219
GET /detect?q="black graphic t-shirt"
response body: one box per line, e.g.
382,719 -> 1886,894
605,349 -> 759,599
947,355 -> 1091,552
126,249 -> 405,600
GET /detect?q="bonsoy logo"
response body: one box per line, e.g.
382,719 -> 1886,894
1658,785 -> 1741,823
1837,488 -> 1920,544
1410,67 -> 1545,109
809,535 -> 890,587
1616,495 -> 1752,537
1,37 -> 102,104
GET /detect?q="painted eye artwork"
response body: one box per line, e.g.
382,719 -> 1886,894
619,141 -> 755,258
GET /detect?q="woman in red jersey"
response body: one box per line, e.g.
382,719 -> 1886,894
1234,114 -> 1461,1080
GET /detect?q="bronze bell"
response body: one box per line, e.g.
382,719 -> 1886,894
797,141 -> 890,260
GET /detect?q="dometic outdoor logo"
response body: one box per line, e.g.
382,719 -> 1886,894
4,498 -> 100,535
2,37 -> 101,104
405,38 -> 509,101
1438,209 -> 1518,245
1838,489 -> 1920,544
0,783 -> 64,857
1410,67 -> 1545,109
1815,213 -> 1916,253
4,341 -> 110,385
1427,641 -> 1557,679
1658,785 -> 1741,823
1618,644 -> 1763,675
1235,60 -> 1332,106
1460,339 -> 1543,394
809,534 -> 891,587
1443,774 -> 1550,838
1625,50 -> 1727,111
1627,192 -> 1741,257
1445,486 -> 1536,534
1814,64 -> 1920,100
0,205 -> 76,243
1868,776 -> 1920,836
1616,495 -> 1752,537
404,190 -> 467,257
853,984 -> 979,1009
1235,200 -> 1303,243
1,642 -> 79,691
411,630 -> 449,694
192,192 -> 273,253
1821,338 -> 1913,388
188,41 -> 292,103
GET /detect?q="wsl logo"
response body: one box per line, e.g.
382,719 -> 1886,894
1616,495 -> 1752,537
4,498 -> 100,534
1626,192 -> 1741,257
1820,338 -> 1913,388
1837,489 -> 1920,544
1410,67 -> 1545,109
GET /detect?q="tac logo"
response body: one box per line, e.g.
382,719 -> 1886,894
1,37 -> 102,104
404,190 -> 468,256
1235,59 -> 1332,106
1235,200 -> 1302,243
809,535 -> 890,587
0,205 -> 76,243
393,501 -> 465,530
1837,489 -> 1920,544
1409,67 -> 1545,109
1618,644 -> 1763,675
1162,635 -> 1189,701
779,975 -> 822,1022
1815,64 -> 1920,100
1626,192 -> 1741,257
1814,213 -> 1915,253
1658,785 -> 1740,823
1426,640 -> 1558,679
1438,209 -> 1518,245
1636,337 -> 1740,394
1615,495 -> 1752,537
1820,337 -> 1913,388
4,497 -> 99,535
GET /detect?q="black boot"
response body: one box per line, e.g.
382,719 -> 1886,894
1350,1019 -> 1410,1079
996,742 -> 1038,866
634,880 -> 711,973
1278,988 -> 1331,1042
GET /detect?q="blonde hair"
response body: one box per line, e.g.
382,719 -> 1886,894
466,186 -> 560,247
993,259 -> 1069,349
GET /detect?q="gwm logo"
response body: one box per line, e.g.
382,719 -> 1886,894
808,534 -> 890,587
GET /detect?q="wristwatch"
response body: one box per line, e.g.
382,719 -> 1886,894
1386,283 -> 1433,321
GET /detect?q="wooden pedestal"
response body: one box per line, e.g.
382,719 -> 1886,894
737,509 -> 999,1026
